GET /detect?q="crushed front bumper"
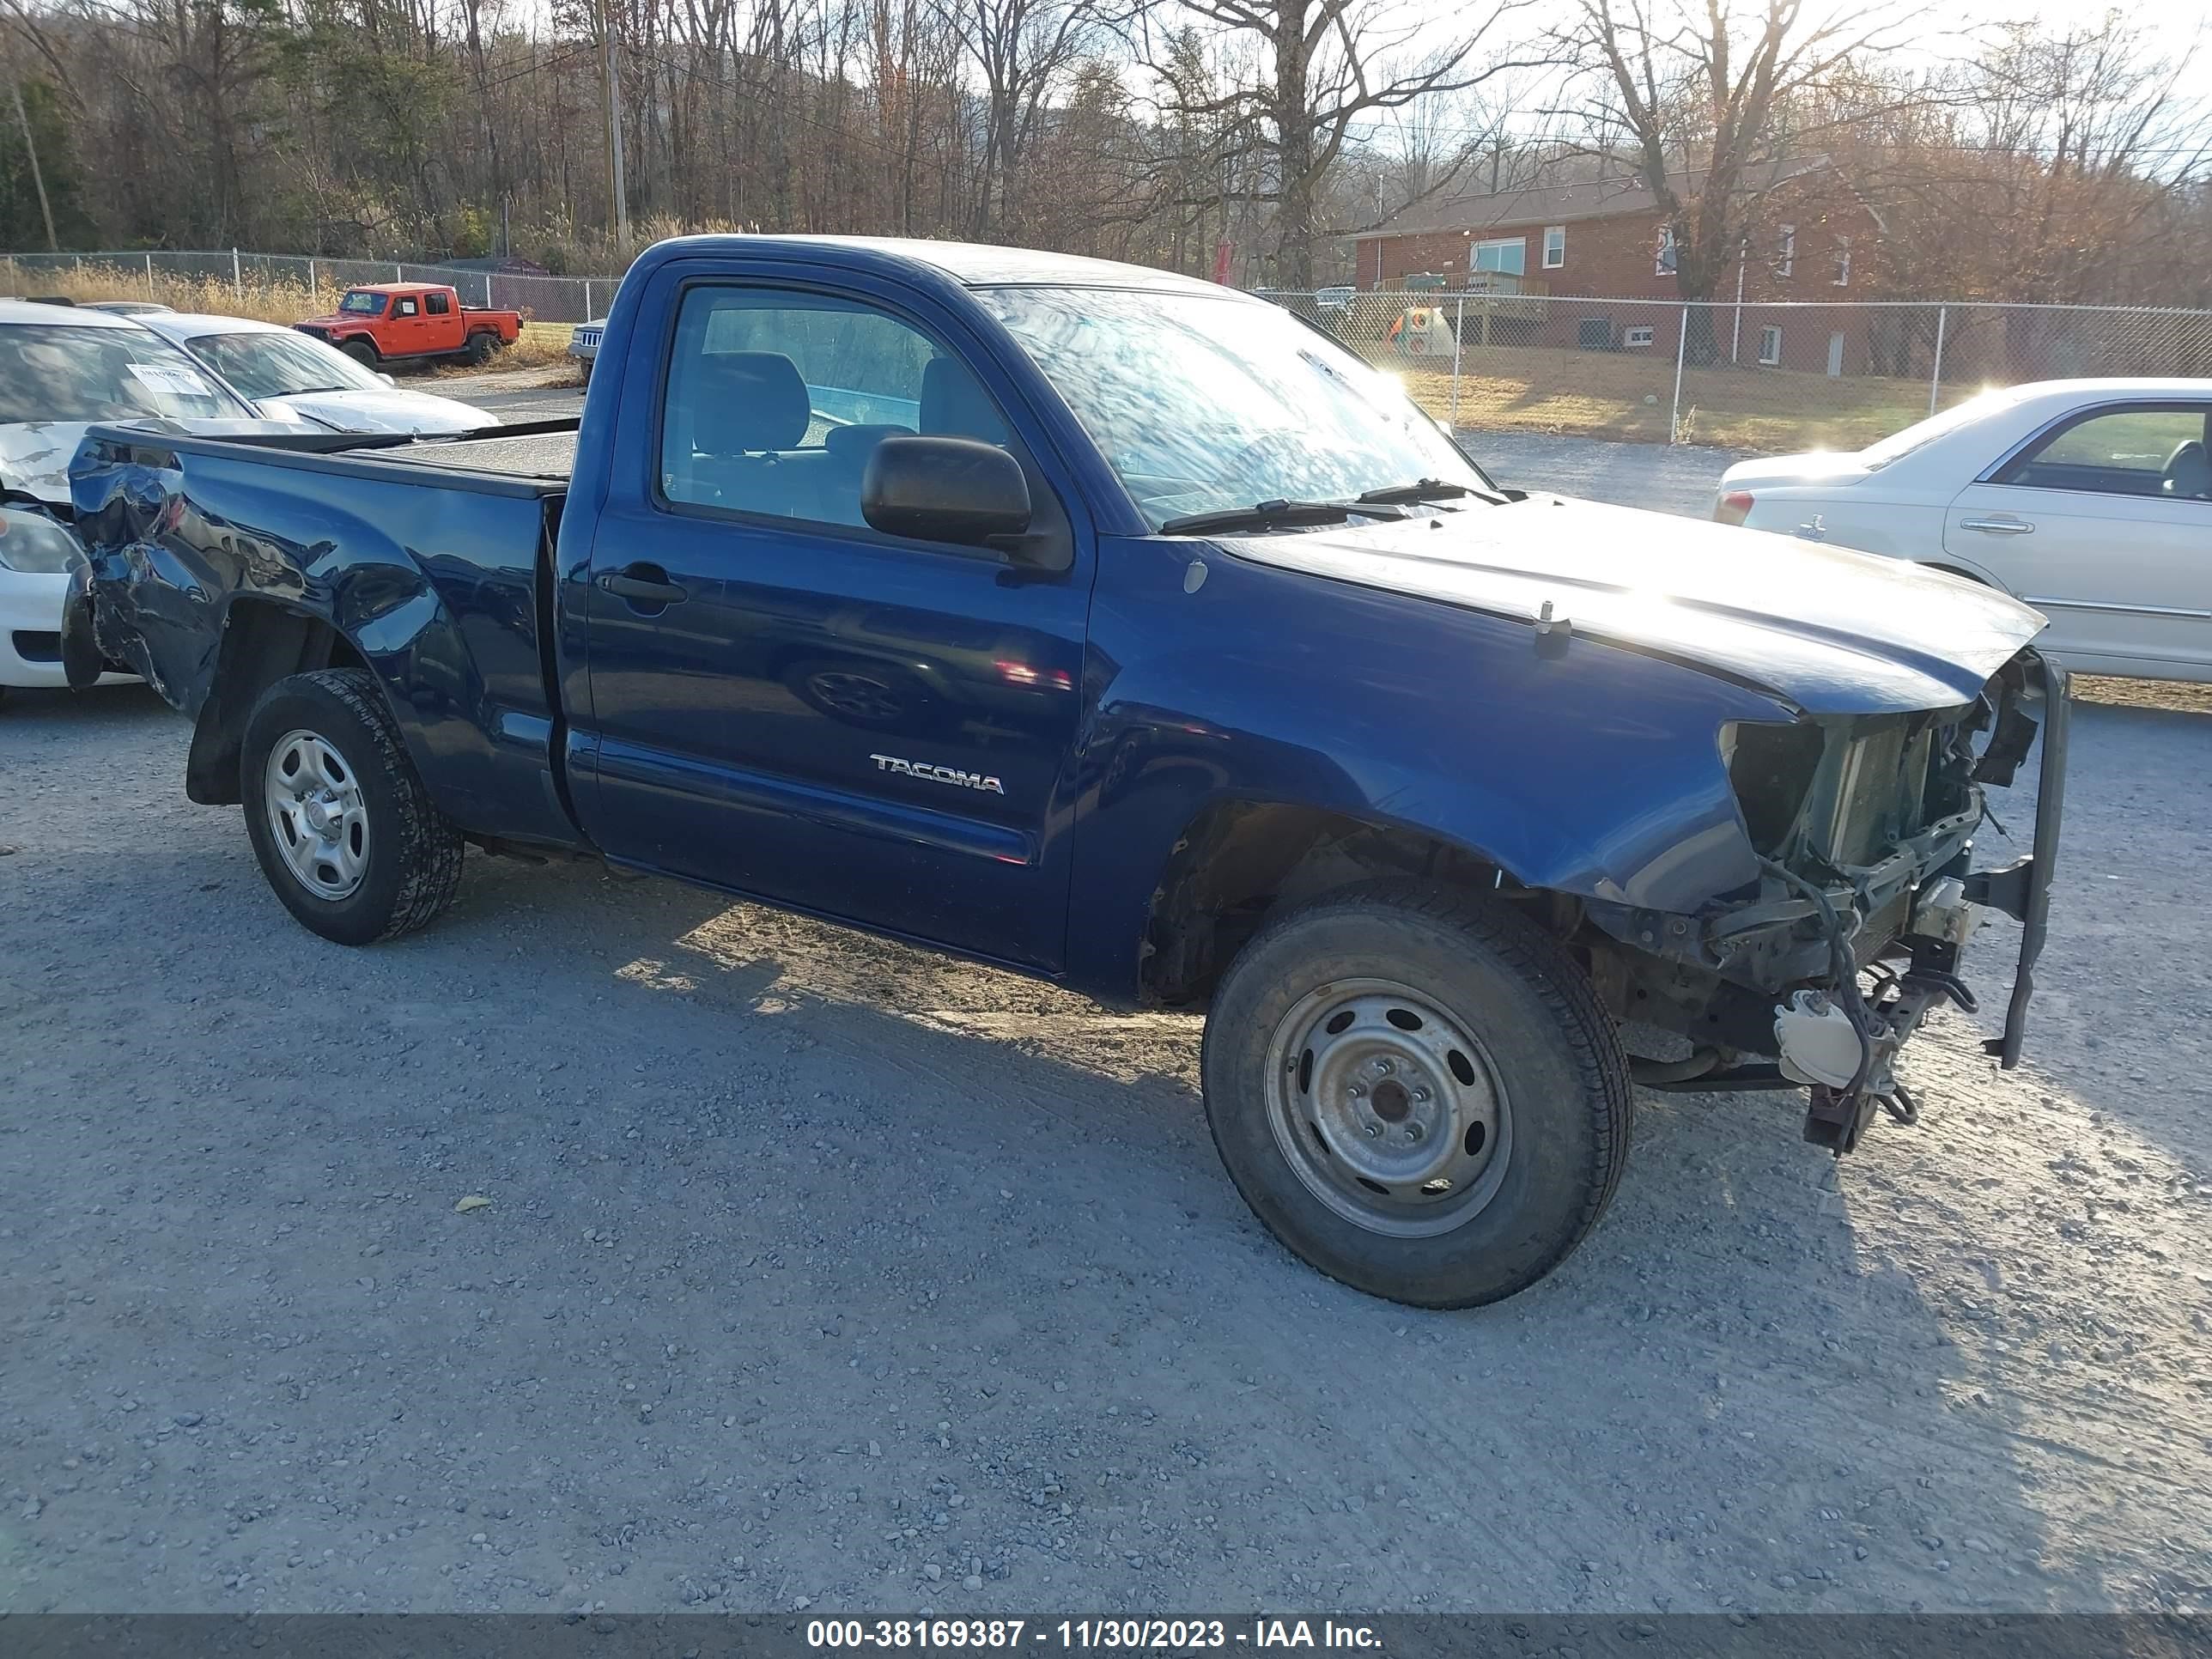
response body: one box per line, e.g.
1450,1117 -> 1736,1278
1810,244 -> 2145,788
1589,649 -> 2068,1132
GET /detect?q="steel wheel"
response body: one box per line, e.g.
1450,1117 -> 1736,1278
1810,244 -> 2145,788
1261,978 -> 1513,1238
263,727 -> 370,901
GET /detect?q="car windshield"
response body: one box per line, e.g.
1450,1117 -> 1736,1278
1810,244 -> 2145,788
0,322 -> 250,423
185,329 -> 386,399
1857,387 -> 2024,468
339,291 -> 386,314
975,286 -> 1492,528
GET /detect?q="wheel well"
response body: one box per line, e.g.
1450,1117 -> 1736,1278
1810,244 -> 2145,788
1140,801 -> 1528,1007
184,603 -> 371,805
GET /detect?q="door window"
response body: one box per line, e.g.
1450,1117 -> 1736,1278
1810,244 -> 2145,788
658,286 -> 1027,534
396,297 -> 419,319
425,291 -> 452,315
1997,405 -> 2212,500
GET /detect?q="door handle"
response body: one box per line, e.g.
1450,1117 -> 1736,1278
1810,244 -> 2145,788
1959,517 -> 2033,536
598,564 -> 689,605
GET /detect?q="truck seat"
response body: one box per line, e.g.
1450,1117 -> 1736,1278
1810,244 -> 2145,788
681,351 -> 834,520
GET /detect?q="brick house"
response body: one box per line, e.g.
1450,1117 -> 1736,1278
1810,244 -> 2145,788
1350,162 -> 1887,372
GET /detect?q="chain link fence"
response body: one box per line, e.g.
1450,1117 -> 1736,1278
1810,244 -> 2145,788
1,248 -> 619,330
1264,289 -> 2212,452
10,250 -> 2211,453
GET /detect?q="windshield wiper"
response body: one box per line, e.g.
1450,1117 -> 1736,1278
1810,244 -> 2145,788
1356,477 -> 1474,506
1159,497 -> 1401,537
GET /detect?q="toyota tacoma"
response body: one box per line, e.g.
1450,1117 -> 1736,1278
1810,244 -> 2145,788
61,235 -> 2065,1308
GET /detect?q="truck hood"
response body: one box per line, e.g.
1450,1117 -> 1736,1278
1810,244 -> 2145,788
257,388 -> 495,434
1218,494 -> 2045,714
1,417 -> 314,507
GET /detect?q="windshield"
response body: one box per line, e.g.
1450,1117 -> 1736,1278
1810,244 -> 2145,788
185,329 -> 386,399
339,291 -> 387,314
1858,387 -> 2023,467
975,286 -> 1492,528
0,322 -> 250,423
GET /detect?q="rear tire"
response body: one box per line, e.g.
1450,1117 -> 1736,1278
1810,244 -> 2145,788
465,331 -> 498,367
240,668 -> 463,945
1200,878 -> 1632,1309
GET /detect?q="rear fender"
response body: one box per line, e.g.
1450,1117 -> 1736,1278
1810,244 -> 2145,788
67,434 -> 572,841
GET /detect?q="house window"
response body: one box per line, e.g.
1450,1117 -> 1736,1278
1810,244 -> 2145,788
1542,225 -> 1565,269
1471,238 -> 1526,276
1758,325 -> 1784,367
1776,225 -> 1796,278
1623,325 -> 1656,349
1832,236 -> 1852,288
1656,224 -> 1677,276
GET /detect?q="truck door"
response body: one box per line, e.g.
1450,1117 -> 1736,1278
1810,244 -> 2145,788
388,291 -> 429,356
573,277 -> 1096,973
421,289 -> 459,353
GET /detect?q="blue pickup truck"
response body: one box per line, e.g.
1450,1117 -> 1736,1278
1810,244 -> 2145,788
62,235 -> 2065,1309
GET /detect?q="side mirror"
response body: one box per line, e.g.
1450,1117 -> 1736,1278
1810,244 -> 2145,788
862,435 -> 1030,549
378,372 -> 396,387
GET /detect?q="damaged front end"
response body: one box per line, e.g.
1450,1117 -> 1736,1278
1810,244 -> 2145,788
1584,650 -> 2067,1154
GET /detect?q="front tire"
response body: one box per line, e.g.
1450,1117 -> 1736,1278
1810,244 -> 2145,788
1200,879 -> 1632,1309
240,668 -> 463,945
339,339 -> 379,369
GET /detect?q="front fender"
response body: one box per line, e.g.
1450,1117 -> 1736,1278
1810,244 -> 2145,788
1064,538 -> 1793,1000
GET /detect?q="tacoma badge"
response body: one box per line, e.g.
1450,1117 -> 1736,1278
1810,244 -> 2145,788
870,753 -> 1006,795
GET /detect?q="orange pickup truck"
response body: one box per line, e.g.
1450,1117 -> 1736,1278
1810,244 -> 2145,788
294,283 -> 521,368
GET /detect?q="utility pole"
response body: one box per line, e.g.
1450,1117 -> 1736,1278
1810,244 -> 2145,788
9,73 -> 58,252
602,21 -> 629,250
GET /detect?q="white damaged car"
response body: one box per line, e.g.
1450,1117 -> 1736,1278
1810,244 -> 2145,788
138,313 -> 496,435
0,300 -> 309,704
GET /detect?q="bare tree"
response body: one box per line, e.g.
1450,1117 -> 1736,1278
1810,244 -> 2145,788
1152,0 -> 1541,287
937,0 -> 1116,237
1830,15 -> 2212,305
1549,0 -> 1911,332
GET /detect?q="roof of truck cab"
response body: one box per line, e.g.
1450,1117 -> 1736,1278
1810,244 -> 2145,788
342,283 -> 448,293
639,234 -> 1249,297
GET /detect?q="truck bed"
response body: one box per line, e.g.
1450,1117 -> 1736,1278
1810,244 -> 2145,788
70,417 -> 585,849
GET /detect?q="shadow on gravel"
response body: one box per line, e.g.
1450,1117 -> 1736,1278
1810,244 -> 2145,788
429,862 -> 2076,1610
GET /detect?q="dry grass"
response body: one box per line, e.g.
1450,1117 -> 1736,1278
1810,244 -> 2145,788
1364,340 -> 1933,451
2070,675 -> 2212,714
14,268 -> 331,325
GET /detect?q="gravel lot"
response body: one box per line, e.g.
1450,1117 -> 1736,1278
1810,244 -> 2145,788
1459,429 -> 1760,518
3,390 -> 2208,1620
